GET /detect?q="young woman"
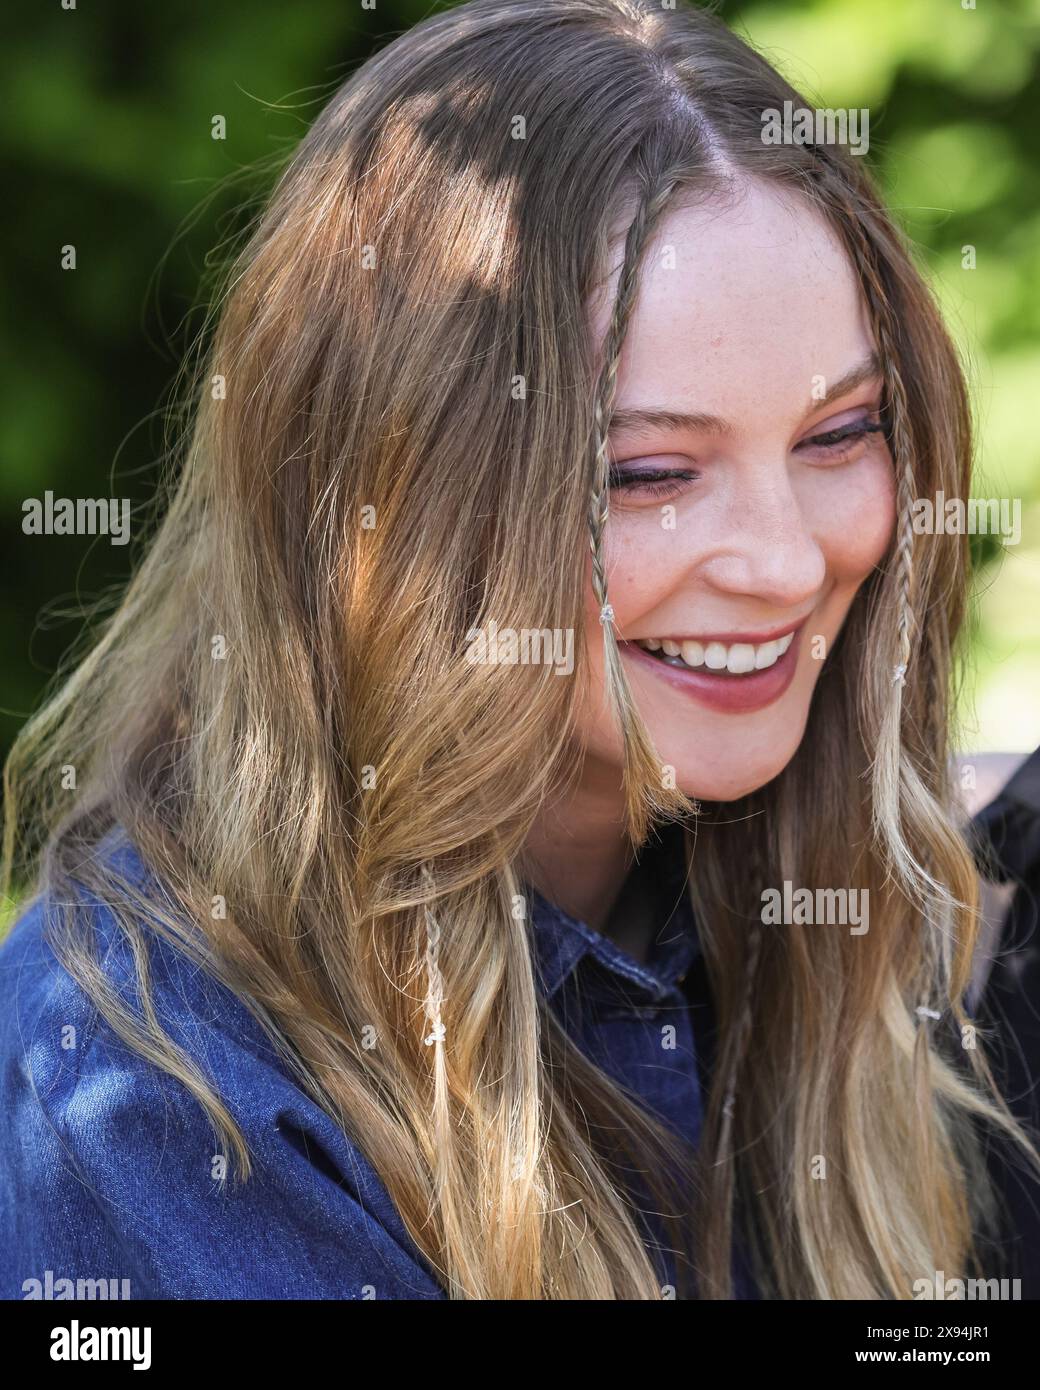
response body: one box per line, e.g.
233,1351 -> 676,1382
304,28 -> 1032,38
2,0 -> 1036,1300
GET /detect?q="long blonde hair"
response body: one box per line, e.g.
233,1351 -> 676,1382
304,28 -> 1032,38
5,0 -> 1037,1298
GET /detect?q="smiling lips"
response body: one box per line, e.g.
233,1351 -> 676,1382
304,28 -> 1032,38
621,623 -> 805,713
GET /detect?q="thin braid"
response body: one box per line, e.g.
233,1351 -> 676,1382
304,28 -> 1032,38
864,307 -> 949,1031
588,169 -> 692,843
588,173 -> 679,615
820,168 -> 918,688
419,862 -> 447,1047
874,326 -> 917,690
811,165 -> 949,1047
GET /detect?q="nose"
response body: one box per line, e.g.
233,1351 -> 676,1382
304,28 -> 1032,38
699,469 -> 827,607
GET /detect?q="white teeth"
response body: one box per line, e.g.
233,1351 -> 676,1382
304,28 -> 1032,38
726,643 -> 756,674
635,631 -> 796,674
754,640 -> 779,669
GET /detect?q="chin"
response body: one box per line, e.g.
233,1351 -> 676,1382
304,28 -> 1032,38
669,733 -> 806,804
678,772 -> 773,802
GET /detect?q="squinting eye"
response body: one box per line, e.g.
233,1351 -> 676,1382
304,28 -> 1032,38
608,466 -> 700,500
797,414 -> 886,460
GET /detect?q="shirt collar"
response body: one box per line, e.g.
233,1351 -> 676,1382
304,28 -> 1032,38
525,821 -> 700,1004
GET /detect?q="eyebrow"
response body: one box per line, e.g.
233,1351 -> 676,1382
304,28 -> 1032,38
607,351 -> 883,439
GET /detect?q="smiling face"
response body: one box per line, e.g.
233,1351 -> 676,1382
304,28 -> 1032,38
578,177 -> 896,805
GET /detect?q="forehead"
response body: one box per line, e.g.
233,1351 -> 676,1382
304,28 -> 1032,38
588,178 -> 875,424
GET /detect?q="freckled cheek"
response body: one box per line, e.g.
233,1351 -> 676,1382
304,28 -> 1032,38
811,454 -> 897,583
585,523 -> 676,625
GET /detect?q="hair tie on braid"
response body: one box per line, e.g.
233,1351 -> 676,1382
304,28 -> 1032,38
916,1004 -> 942,1022
419,862 -> 447,1047
599,603 -> 615,625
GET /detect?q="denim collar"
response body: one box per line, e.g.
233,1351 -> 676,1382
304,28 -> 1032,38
98,822 -> 699,1007
525,822 -> 699,1004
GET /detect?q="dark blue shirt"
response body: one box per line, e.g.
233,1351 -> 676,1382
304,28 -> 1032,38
0,824 -> 735,1300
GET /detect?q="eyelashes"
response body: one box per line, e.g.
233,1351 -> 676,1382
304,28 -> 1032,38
803,418 -> 886,451
608,415 -> 887,500
606,468 -> 699,500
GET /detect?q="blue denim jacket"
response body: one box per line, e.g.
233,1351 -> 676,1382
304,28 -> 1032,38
0,825 -> 741,1300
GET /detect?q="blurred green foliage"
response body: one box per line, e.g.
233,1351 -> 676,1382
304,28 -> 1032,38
3,0 -> 1039,765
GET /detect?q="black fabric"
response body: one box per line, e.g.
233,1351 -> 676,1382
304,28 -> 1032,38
681,920 -> 719,1109
969,745 -> 1040,1297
